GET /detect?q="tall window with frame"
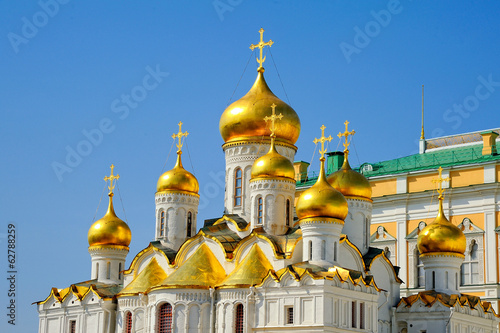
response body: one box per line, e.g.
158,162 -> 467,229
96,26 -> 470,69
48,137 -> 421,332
158,303 -> 173,333
125,312 -> 133,333
235,304 -> 244,333
257,197 -> 263,224
286,199 -> 291,226
234,168 -> 242,207
416,249 -> 425,288
461,239 -> 480,285
69,320 -> 76,333
160,211 -> 165,237
286,307 -> 294,324
187,212 -> 192,238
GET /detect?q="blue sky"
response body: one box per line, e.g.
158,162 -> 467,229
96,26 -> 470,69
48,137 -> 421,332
1,1 -> 500,331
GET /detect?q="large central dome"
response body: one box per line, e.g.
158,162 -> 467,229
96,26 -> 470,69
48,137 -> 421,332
219,68 -> 301,145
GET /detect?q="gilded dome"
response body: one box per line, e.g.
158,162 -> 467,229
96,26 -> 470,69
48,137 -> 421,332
157,152 -> 199,195
219,68 -> 301,145
327,152 -> 372,200
417,198 -> 466,256
88,193 -> 131,247
251,138 -> 295,180
296,159 -> 348,220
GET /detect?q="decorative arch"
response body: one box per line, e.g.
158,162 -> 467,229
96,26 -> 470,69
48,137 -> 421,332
157,302 -> 173,333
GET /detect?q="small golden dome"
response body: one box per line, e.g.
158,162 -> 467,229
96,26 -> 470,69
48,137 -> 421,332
327,151 -> 372,200
88,193 -> 131,247
219,68 -> 301,145
157,152 -> 199,195
251,137 -> 295,180
296,158 -> 348,220
417,198 -> 466,255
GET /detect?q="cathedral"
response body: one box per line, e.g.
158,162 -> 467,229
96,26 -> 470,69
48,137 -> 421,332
36,30 -> 499,333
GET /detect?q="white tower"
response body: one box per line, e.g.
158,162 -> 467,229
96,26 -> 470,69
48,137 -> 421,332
328,121 -> 372,255
155,122 -> 199,251
417,167 -> 466,295
87,165 -> 131,285
219,29 -> 300,221
249,104 -> 296,235
296,125 -> 348,267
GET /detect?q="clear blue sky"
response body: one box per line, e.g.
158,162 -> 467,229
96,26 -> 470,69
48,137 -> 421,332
1,1 -> 499,331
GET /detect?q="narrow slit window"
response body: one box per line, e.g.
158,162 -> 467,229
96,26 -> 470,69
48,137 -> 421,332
118,263 -> 122,280
351,301 -> 357,328
234,168 -> 242,207
160,211 -> 165,236
257,197 -> 263,224
286,307 -> 294,324
106,262 -> 111,279
187,212 -> 192,238
309,241 -> 313,261
286,199 -> 291,226
359,302 -> 365,329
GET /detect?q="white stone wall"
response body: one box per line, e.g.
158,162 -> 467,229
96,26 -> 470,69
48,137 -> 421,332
155,191 -> 199,250
88,246 -> 128,285
343,198 -> 372,256
249,178 -> 295,235
421,254 -> 462,295
300,220 -> 343,266
223,142 -> 296,220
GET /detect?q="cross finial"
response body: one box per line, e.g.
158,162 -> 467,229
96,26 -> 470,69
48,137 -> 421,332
337,120 -> 355,152
249,28 -> 274,69
104,164 -> 120,193
313,125 -> 333,161
432,167 -> 450,199
172,121 -> 189,152
264,103 -> 283,138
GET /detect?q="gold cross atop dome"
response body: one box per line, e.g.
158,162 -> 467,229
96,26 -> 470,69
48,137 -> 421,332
172,121 -> 188,152
249,28 -> 274,69
264,103 -> 283,137
313,125 -> 333,161
432,166 -> 450,199
338,120 -> 355,152
104,164 -> 120,193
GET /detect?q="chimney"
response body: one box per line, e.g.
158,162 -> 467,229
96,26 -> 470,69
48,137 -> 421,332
480,131 -> 498,155
326,151 -> 344,174
293,161 -> 310,182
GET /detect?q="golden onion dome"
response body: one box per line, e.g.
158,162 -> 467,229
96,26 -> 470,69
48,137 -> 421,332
219,68 -> 301,145
296,158 -> 348,220
88,193 -> 131,247
157,152 -> 199,195
327,151 -> 372,200
417,198 -> 466,255
251,137 -> 295,180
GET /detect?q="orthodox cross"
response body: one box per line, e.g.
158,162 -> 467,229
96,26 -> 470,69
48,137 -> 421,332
264,103 -> 283,137
104,164 -> 120,193
338,120 -> 355,152
249,28 -> 274,68
432,166 -> 450,199
313,125 -> 333,160
172,121 -> 188,151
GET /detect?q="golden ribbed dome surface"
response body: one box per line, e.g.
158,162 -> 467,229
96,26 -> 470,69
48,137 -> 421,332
88,193 -> 131,247
296,160 -> 348,220
327,153 -> 372,200
417,199 -> 466,255
251,139 -> 295,180
219,68 -> 301,145
157,152 -> 199,195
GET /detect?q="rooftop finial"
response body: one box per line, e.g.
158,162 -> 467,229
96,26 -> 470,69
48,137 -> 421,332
421,85 -> 425,140
103,164 -> 120,194
432,166 -> 449,199
264,103 -> 283,138
172,121 -> 189,153
337,120 -> 355,153
249,28 -> 274,70
314,125 -> 333,161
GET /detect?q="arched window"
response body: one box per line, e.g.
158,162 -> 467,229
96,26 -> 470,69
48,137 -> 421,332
334,242 -> 337,262
125,311 -> 132,333
234,168 -> 242,207
95,262 -> 99,279
286,199 -> 291,226
308,241 -> 313,261
118,263 -> 122,280
235,304 -> 244,333
461,240 -> 480,285
187,212 -> 192,238
416,249 -> 425,288
158,303 -> 172,333
432,271 -> 436,289
257,197 -> 263,224
160,211 -> 165,236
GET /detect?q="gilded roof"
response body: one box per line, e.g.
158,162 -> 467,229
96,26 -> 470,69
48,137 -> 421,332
37,280 -> 121,304
118,258 -> 167,296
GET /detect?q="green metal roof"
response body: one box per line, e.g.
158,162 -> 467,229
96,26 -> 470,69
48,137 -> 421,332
296,143 -> 499,187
